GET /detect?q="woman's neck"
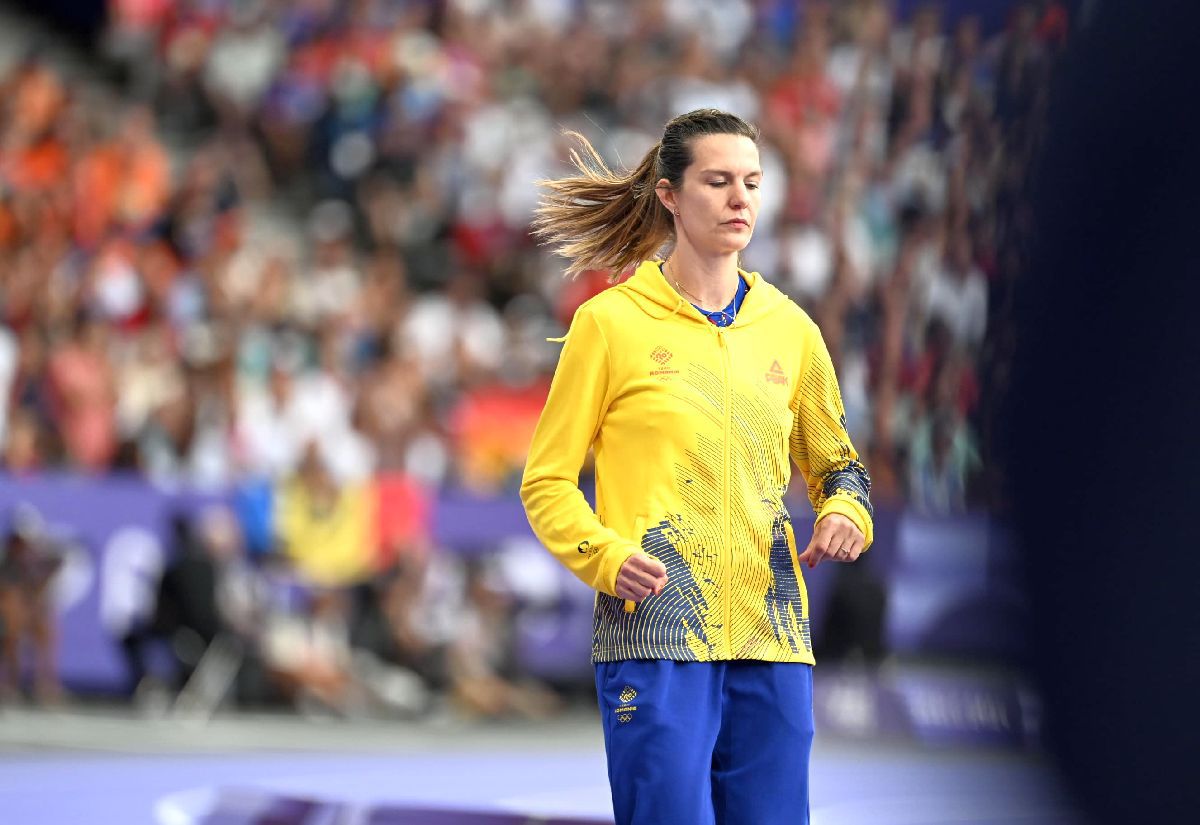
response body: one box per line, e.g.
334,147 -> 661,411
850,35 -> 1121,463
664,247 -> 741,311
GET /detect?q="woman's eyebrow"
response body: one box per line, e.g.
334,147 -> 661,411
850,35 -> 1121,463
698,168 -> 764,177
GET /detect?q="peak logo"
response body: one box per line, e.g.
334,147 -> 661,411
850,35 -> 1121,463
766,359 -> 788,386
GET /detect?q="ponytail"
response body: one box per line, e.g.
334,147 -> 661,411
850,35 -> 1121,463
531,132 -> 673,282
532,109 -> 759,282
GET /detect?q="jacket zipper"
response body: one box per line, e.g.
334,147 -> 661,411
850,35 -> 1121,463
717,326 -> 733,658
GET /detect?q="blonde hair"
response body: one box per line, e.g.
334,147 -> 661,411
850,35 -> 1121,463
532,109 -> 759,282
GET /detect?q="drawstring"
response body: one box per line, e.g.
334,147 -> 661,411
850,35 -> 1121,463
667,290 -> 684,320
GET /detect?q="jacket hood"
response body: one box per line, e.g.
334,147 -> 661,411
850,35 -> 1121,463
614,260 -> 789,327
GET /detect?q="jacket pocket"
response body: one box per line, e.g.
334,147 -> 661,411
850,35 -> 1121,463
624,515 -> 647,614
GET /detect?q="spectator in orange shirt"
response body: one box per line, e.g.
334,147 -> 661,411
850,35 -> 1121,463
115,106 -> 171,230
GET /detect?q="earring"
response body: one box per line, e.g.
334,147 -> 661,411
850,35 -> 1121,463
674,210 -> 680,216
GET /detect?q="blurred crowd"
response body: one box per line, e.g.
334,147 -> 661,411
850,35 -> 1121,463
117,503 -> 561,719
2,494 -> 562,716
0,0 -> 1065,504
0,0 -> 1064,708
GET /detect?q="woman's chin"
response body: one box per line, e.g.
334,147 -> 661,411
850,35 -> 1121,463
701,239 -> 753,256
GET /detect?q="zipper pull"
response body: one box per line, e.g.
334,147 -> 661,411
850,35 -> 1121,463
717,328 -> 726,348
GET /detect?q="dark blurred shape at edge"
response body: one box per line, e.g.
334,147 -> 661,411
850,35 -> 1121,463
1006,1 -> 1200,823
9,0 -> 105,42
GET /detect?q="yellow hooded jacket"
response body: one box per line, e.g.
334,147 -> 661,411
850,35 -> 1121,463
520,261 -> 873,664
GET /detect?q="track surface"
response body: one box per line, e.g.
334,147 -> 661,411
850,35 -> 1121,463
0,705 -> 1088,825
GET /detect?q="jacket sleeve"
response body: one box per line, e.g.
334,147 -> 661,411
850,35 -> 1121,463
520,305 -> 639,595
789,323 -> 875,548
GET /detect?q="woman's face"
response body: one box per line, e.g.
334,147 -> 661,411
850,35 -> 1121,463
659,133 -> 762,258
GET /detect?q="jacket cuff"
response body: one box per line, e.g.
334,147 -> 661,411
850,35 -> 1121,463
817,497 -> 874,549
596,541 -> 641,597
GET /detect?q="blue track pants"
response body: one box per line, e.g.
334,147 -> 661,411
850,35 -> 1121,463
594,659 -> 814,825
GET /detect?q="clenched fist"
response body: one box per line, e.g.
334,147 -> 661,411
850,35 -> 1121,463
616,552 -> 668,602
798,513 -> 865,569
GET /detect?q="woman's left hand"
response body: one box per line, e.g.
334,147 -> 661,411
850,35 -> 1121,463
798,513 -> 865,569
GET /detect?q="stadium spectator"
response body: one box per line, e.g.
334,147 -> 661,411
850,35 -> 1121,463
447,558 -> 561,720
350,555 -> 447,711
260,584 -> 361,716
45,314 -> 119,471
275,443 -> 375,587
0,504 -> 64,703
122,506 -> 263,703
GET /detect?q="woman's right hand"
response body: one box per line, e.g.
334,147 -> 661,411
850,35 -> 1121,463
615,552 -> 669,602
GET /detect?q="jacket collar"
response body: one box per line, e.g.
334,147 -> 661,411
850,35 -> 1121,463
615,260 -> 786,326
